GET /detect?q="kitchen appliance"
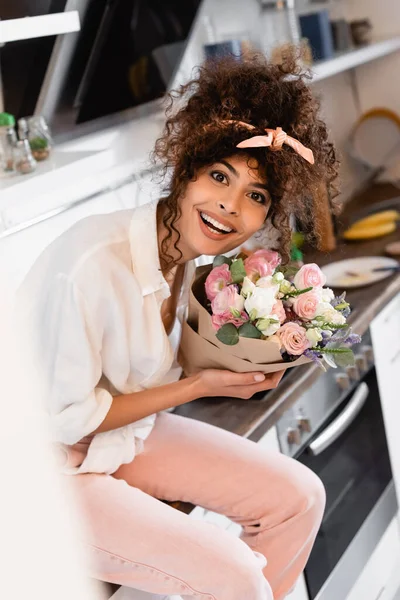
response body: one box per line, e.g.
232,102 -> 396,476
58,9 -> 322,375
0,0 -> 203,141
275,329 -> 398,600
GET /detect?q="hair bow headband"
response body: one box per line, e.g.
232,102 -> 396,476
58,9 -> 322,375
222,120 -> 315,165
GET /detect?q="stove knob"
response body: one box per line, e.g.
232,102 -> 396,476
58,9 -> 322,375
346,365 -> 360,382
297,416 -> 311,433
335,372 -> 351,391
355,353 -> 368,373
361,345 -> 374,365
287,427 -> 301,446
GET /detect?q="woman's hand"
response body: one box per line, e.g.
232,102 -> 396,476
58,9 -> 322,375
194,369 -> 285,400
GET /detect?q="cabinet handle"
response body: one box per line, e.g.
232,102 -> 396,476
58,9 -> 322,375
308,383 -> 369,456
390,348 -> 400,364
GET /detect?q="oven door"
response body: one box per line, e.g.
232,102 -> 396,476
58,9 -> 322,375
297,367 -> 398,600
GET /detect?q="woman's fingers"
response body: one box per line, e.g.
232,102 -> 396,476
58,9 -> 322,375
220,370 -> 268,386
224,369 -> 286,399
199,368 -> 286,399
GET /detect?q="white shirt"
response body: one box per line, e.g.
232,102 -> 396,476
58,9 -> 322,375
17,201 -> 195,475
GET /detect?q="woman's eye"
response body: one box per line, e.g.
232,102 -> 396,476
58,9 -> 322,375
211,171 -> 228,184
248,191 -> 266,204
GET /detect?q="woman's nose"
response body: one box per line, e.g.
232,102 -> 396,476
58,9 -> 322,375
218,194 -> 240,215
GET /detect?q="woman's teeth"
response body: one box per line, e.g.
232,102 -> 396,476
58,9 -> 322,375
200,211 -> 233,234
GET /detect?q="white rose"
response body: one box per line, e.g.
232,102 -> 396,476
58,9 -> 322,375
241,276 -> 255,298
306,327 -> 323,347
315,287 -> 335,303
256,316 -> 281,337
244,287 -> 276,320
330,310 -> 346,325
256,276 -> 280,295
315,302 -> 346,325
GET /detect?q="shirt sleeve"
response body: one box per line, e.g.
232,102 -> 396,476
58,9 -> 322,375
38,273 -> 113,445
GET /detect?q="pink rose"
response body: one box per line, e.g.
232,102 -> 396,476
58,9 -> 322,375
212,311 -> 249,331
205,264 -> 232,301
211,285 -> 245,316
272,299 -> 287,324
292,291 -> 320,320
277,322 -> 311,356
244,249 -> 281,282
293,263 -> 326,290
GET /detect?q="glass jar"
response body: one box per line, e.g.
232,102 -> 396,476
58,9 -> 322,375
18,118 -> 29,141
257,0 -> 300,60
14,139 -> 37,175
27,115 -> 53,161
0,112 -> 18,174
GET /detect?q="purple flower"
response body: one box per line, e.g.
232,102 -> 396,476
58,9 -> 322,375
304,348 -> 326,369
321,330 -> 332,339
343,333 -> 362,347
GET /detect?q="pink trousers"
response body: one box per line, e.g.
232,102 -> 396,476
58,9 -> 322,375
68,412 -> 325,600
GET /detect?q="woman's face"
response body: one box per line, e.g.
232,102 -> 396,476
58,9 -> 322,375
176,155 -> 271,260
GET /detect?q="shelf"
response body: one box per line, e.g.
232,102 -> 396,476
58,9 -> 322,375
311,36 -> 400,83
0,148 -> 114,209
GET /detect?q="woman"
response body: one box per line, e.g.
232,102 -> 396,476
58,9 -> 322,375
19,54 -> 338,600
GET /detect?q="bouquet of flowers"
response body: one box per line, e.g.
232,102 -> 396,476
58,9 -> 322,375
179,249 -> 361,375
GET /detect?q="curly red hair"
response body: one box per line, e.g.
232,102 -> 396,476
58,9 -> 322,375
152,51 -> 339,269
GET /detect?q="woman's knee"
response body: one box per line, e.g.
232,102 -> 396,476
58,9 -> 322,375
281,458 -> 326,522
252,452 -> 326,527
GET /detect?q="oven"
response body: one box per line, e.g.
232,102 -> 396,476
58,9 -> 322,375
275,329 -> 398,600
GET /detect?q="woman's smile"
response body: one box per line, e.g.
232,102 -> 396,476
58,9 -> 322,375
197,208 -> 238,240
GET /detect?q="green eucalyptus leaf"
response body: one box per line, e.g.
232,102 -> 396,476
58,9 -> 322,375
230,258 -> 246,284
333,349 -> 355,368
320,346 -> 355,368
323,353 -> 337,369
216,323 -> 240,345
212,255 -> 232,268
238,322 -> 262,339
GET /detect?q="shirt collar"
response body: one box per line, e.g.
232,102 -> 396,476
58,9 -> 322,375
129,200 -> 170,299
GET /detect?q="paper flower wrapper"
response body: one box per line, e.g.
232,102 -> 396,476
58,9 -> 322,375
178,266 -> 310,376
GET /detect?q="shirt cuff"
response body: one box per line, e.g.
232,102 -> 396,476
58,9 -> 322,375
51,387 -> 113,445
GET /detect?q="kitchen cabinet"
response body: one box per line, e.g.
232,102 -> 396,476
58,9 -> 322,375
371,292 -> 400,506
0,190 -> 124,293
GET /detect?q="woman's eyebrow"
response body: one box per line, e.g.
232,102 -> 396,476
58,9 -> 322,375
218,159 -> 269,191
219,159 -> 238,176
252,182 -> 269,191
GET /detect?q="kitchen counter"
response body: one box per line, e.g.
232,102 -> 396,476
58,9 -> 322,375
168,183 -> 400,514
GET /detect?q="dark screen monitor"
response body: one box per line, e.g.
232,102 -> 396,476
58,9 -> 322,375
0,0 -> 203,141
